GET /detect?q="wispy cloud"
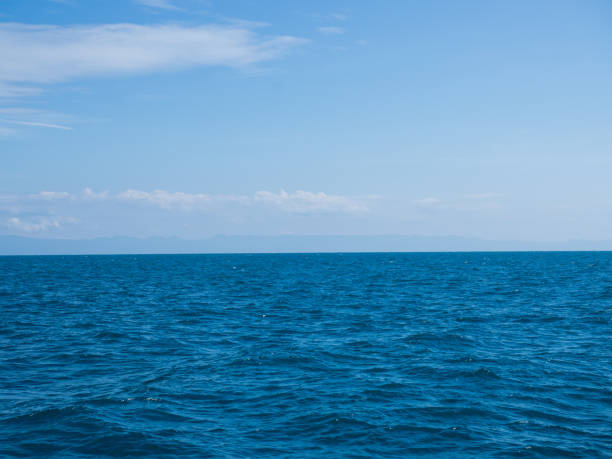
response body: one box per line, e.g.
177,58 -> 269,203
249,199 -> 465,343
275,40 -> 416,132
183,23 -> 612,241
0,118 -> 72,130
3,188 -> 370,215
118,189 -> 216,210
0,83 -> 41,99
0,22 -> 303,135
37,191 -> 72,200
0,108 -> 76,135
413,193 -> 503,211
0,126 -> 16,137
330,13 -> 348,21
134,0 -> 181,11
83,188 -> 109,200
318,26 -> 345,35
413,197 -> 441,206
118,189 -> 367,214
0,190 -> 72,203
117,189 -> 368,214
462,192 -> 503,200
0,23 -> 305,87
254,190 -> 367,214
305,12 -> 348,22
5,216 -> 76,232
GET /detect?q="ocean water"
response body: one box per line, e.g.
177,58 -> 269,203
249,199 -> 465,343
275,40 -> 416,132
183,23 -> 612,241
0,253 -> 610,458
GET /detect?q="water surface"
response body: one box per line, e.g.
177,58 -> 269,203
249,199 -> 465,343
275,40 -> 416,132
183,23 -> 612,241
1,253 -> 610,457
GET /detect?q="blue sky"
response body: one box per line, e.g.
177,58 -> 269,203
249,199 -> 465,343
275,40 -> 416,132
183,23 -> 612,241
1,0 -> 611,242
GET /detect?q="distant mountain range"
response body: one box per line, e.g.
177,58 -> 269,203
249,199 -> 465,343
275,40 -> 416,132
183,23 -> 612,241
1,234 -> 612,255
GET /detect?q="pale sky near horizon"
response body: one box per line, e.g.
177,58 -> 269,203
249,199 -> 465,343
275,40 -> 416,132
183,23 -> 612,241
1,0 -> 611,242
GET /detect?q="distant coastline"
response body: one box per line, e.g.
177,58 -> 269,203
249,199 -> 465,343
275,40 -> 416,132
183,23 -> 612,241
2,234 -> 612,256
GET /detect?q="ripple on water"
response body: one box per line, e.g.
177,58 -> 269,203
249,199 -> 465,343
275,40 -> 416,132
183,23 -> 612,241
1,252 -> 611,457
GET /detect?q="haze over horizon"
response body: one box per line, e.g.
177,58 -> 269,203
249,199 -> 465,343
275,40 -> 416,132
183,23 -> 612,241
2,0 -> 612,247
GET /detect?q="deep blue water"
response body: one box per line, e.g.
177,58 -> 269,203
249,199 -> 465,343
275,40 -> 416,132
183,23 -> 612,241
0,253 -> 610,457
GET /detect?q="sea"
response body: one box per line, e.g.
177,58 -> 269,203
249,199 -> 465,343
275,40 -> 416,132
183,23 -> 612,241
0,252 -> 610,457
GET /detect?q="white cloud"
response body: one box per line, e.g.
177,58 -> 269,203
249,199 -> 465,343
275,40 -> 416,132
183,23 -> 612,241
318,26 -> 345,35
118,189 -> 214,210
0,23 -> 305,86
0,22 -> 303,136
5,216 -> 76,232
0,190 -> 72,202
0,118 -> 71,130
1,188 -> 369,215
118,188 -> 369,214
330,13 -> 348,21
254,190 -> 368,214
0,108 -> 76,135
37,191 -> 72,200
118,189 -> 251,211
413,193 -> 503,211
134,0 -> 181,10
305,12 -> 348,22
83,188 -> 109,200
0,108 -> 43,116
0,126 -> 16,137
413,197 -> 441,206
462,192 -> 503,200
0,83 -> 42,99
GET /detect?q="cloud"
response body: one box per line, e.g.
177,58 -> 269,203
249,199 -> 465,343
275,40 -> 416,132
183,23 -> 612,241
254,190 -> 368,214
0,23 -> 305,86
134,0 -> 181,11
0,108 -> 76,135
1,188 -> 370,216
330,13 -> 348,21
117,189 -> 251,211
0,83 -> 42,99
462,192 -> 503,200
83,188 -> 109,200
0,22 -> 303,136
305,12 -> 348,22
413,197 -> 441,206
0,118 -> 71,130
0,191 -> 75,214
0,190 -> 75,201
0,126 -> 16,137
5,216 -> 76,232
413,193 -> 503,211
0,108 -> 43,116
318,26 -> 345,35
37,191 -> 71,200
118,189 -> 214,210
118,188 -> 369,214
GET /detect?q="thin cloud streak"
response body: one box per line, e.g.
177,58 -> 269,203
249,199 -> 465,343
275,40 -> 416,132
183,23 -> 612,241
0,118 -> 72,130
134,0 -> 181,11
254,190 -> 367,214
0,83 -> 42,99
0,23 -> 306,86
413,193 -> 503,212
3,188 -> 371,215
119,189 -> 368,214
0,126 -> 16,137
318,26 -> 345,35
5,216 -> 77,232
